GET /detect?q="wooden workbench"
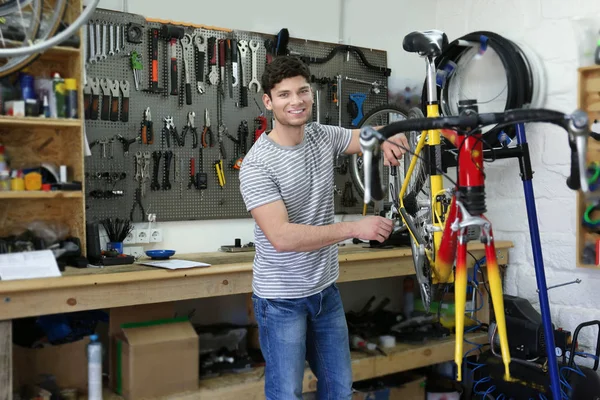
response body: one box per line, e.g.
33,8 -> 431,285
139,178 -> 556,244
0,241 -> 512,399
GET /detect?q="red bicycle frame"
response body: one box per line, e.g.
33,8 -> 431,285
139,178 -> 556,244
436,127 -> 512,382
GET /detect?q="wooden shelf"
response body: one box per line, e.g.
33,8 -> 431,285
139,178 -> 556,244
100,333 -> 487,400
0,115 -> 82,128
0,190 -> 83,199
577,65 -> 600,268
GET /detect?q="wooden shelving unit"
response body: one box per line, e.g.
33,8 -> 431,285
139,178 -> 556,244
577,65 -> 600,268
101,333 -> 487,400
0,0 -> 86,246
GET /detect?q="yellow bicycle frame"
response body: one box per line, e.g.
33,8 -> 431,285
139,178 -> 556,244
398,101 -> 452,284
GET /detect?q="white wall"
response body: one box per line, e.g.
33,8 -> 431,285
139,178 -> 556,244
431,0 -> 600,352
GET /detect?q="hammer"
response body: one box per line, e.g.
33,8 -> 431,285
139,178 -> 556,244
161,24 -> 185,96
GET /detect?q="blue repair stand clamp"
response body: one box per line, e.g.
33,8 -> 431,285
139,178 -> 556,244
349,93 -> 367,127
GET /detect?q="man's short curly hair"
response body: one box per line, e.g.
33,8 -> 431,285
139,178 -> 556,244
261,56 -> 311,98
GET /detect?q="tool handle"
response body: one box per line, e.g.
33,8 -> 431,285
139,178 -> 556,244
170,39 -> 178,95
185,83 -> 192,105
146,121 -> 154,144
151,28 -> 159,90
91,94 -> 99,120
121,97 -> 129,122
219,39 -> 225,67
208,37 -> 216,65
110,96 -> 119,121
240,86 -> 248,107
190,157 -> 195,175
84,93 -> 91,119
101,94 -> 110,120
232,39 -> 238,62
196,47 -> 205,82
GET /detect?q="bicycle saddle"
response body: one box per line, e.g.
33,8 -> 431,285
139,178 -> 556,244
403,30 -> 448,57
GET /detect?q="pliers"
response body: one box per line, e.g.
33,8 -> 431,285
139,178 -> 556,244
162,116 -> 180,147
202,108 -> 214,148
129,187 -> 146,222
182,111 -> 198,148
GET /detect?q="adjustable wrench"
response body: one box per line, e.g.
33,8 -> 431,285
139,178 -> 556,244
248,40 -> 261,93
109,79 -> 120,121
193,33 -> 206,94
100,78 -> 111,120
180,33 -> 193,105
88,22 -> 96,64
237,40 -> 249,107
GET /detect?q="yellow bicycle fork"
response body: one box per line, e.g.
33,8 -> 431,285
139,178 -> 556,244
397,102 -> 511,382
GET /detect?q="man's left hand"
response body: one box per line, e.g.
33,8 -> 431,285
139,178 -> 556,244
382,133 -> 409,166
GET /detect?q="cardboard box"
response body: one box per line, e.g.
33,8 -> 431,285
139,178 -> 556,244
13,336 -> 90,392
115,318 -> 199,400
352,376 -> 425,400
109,302 -> 175,390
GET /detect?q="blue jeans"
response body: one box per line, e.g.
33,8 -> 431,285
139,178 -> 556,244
252,283 -> 353,400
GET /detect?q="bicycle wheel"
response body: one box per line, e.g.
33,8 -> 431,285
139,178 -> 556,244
402,106 -> 434,312
350,103 -> 410,200
0,0 -> 99,77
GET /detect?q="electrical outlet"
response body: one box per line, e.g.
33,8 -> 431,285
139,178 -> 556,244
150,228 -> 163,243
124,229 -> 137,244
124,246 -> 145,259
137,229 -> 150,244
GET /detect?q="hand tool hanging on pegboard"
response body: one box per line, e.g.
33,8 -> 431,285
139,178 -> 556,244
144,27 -> 164,94
180,33 -> 193,105
237,39 -> 249,107
193,32 -> 206,94
208,37 -> 219,86
160,24 -> 184,97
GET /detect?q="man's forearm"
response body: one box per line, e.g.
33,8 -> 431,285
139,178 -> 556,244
271,221 -> 356,252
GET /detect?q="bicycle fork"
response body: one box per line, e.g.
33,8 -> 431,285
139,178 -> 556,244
450,200 -> 511,382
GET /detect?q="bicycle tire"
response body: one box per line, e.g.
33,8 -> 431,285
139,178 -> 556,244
0,0 -> 67,78
349,103 -> 411,199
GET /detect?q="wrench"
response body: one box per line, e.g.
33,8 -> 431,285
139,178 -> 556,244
88,22 -> 96,64
109,23 -> 115,56
237,40 -> 249,87
95,21 -> 102,61
101,21 -> 108,60
180,33 -> 193,105
248,40 -> 261,93
193,33 -> 206,94
115,25 -> 121,54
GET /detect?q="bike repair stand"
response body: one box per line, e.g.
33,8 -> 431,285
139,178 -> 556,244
494,123 -> 561,400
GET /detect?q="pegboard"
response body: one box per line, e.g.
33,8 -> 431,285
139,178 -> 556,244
83,8 -> 390,223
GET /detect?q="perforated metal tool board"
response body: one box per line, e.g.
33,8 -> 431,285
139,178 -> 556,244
84,8 -> 389,222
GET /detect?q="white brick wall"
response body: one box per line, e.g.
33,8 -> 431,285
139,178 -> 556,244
434,0 -> 600,351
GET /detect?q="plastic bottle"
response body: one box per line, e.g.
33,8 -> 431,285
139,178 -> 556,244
87,334 -> 102,400
595,37 -> 600,65
64,78 -> 78,118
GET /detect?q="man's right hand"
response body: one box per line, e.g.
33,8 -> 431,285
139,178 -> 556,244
352,216 -> 394,243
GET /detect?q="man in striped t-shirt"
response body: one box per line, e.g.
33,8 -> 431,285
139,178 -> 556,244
239,56 -> 408,399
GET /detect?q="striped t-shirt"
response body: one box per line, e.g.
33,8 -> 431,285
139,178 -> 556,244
239,122 -> 353,299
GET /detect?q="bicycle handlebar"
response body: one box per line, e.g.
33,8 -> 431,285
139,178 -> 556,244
358,108 -> 591,204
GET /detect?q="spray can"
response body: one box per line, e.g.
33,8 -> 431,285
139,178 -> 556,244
87,334 -> 102,400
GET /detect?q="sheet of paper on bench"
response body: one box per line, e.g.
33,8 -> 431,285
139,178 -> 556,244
0,250 -> 61,281
138,259 -> 211,270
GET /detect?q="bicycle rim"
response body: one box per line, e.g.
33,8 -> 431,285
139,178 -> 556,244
402,106 -> 433,311
350,103 -> 410,199
0,0 -> 67,77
